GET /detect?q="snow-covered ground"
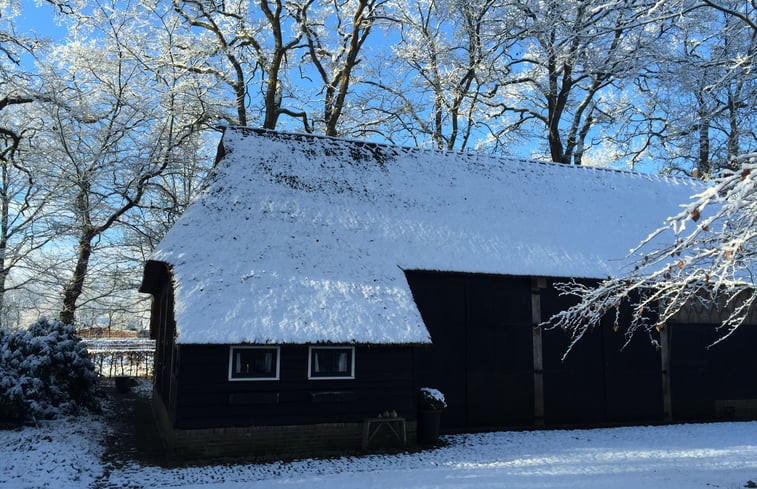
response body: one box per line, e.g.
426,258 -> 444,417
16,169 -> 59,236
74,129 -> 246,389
2,395 -> 757,489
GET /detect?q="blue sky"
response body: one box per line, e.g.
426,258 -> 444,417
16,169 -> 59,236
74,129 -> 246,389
16,0 -> 67,40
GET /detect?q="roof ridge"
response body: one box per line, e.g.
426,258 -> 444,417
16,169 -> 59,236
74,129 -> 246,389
224,126 -> 699,186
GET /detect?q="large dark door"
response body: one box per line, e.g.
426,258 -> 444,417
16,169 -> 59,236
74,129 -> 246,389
466,278 -> 533,427
540,279 -> 664,425
408,271 -> 533,430
542,323 -> 607,424
670,323 -> 757,421
603,324 -> 663,422
409,272 -> 469,428
409,272 -> 671,430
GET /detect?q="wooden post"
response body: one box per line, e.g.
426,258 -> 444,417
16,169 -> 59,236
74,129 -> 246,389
531,277 -> 546,426
660,322 -> 673,422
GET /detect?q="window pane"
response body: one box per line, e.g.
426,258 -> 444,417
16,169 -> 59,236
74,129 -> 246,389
310,348 -> 353,378
230,348 -> 278,379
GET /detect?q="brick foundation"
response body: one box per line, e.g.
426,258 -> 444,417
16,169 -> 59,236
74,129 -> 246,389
152,392 -> 417,461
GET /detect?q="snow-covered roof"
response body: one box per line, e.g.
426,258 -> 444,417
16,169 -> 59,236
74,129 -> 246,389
149,127 -> 703,345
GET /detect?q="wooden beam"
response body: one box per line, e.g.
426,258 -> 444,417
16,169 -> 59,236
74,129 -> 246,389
531,277 -> 547,425
660,323 -> 672,422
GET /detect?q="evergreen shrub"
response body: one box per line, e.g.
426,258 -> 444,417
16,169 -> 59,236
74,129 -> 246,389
0,318 -> 99,423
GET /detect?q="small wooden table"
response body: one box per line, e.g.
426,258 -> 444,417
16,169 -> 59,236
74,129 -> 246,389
362,417 -> 407,449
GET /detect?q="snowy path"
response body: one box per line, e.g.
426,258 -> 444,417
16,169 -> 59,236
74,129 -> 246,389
108,423 -> 757,489
2,415 -> 757,488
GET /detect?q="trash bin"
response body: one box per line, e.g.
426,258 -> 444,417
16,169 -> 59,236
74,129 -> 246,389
114,376 -> 132,394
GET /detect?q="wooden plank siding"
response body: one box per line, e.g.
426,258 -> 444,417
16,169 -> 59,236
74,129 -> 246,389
140,261 -> 177,420
669,323 -> 757,421
406,271 -> 534,431
540,278 -> 607,424
141,260 -> 757,450
172,344 -> 417,429
408,272 -> 668,430
540,278 -> 664,425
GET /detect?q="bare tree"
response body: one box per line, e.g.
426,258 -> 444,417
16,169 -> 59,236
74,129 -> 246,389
296,0 -> 383,136
628,2 -> 756,175
488,0 -> 668,164
361,0 -> 508,150
696,0 -> 757,32
540,1 -> 756,353
171,0 -> 306,129
0,4 -> 66,326
0,108 -> 62,326
31,0 -> 209,325
0,1 -> 37,165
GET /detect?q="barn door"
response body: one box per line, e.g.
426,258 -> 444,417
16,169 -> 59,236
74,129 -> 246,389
465,287 -> 508,426
466,278 -> 533,427
408,272 -> 469,429
408,271 -> 534,430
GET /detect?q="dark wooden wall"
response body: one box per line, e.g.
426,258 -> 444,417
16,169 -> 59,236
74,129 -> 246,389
144,265 -> 757,433
669,323 -> 757,421
407,271 -> 534,430
173,345 -> 416,430
539,280 -> 664,425
141,261 -> 177,417
406,271 -> 732,430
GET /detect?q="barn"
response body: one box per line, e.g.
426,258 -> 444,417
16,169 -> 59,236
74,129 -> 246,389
140,127 -> 757,459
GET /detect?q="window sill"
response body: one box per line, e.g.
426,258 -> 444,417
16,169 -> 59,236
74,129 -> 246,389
309,391 -> 356,403
228,392 -> 280,405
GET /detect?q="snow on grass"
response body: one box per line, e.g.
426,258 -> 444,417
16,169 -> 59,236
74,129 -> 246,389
0,414 -> 107,488
3,410 -> 757,488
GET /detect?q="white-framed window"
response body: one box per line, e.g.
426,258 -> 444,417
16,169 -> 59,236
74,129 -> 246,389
228,346 -> 280,381
308,346 -> 355,380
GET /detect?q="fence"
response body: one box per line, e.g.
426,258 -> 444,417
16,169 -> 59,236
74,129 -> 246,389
83,338 -> 155,378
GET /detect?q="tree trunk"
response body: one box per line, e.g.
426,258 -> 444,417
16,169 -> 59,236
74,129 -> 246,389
697,91 -> 711,176
261,0 -> 286,130
60,233 -> 93,325
325,0 -> 372,137
232,67 -> 247,127
546,28 -> 571,164
0,264 -> 6,324
0,159 -> 9,324
726,90 -> 740,165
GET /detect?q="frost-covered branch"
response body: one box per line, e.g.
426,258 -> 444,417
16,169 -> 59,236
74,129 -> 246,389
543,153 -> 756,357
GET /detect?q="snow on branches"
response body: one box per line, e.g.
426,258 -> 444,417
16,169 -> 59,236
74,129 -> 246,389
543,153 -> 756,357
